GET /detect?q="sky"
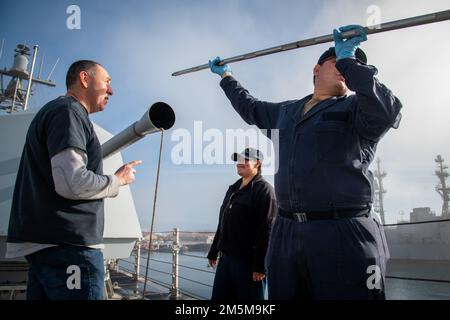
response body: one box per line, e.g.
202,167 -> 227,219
1,0 -> 450,231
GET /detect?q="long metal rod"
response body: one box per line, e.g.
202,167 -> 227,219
24,45 -> 38,110
172,9 -> 450,76
46,57 -> 59,81
142,129 -> 164,300
0,39 -> 4,61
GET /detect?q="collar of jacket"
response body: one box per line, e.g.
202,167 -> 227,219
229,173 -> 263,192
285,94 -> 348,125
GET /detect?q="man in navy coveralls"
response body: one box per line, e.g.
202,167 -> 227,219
209,25 -> 402,299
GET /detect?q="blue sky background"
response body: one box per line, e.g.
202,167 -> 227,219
2,0 -> 450,231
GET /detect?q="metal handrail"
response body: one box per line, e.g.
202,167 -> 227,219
136,251 -> 208,260
131,228 -> 214,299
120,266 -> 174,290
125,259 -> 450,290
383,218 -> 450,227
118,266 -> 167,285
139,257 -> 173,265
146,267 -> 173,277
178,231 -> 215,234
176,275 -> 214,288
147,230 -> 214,234
118,259 -> 136,267
179,252 -> 209,259
177,263 -> 216,275
120,261 -> 215,288
119,266 -> 207,300
136,255 -> 216,275
118,259 -> 173,277
386,275 -> 450,284
173,287 -> 208,300
126,249 -> 215,274
152,218 -> 450,232
144,231 -> 173,234
126,258 -> 450,286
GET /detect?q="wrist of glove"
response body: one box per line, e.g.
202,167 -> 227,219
209,56 -> 232,77
333,25 -> 367,61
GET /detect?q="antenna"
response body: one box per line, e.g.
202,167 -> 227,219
23,45 -> 38,110
435,155 -> 450,217
46,57 -> 59,81
38,51 -> 44,79
0,39 -> 4,62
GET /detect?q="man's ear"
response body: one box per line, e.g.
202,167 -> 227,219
313,64 -> 320,77
79,71 -> 89,89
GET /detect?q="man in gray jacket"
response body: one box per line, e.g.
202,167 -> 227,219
7,60 -> 141,300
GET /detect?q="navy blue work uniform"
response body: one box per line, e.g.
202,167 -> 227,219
208,173 -> 277,300
219,58 -> 402,299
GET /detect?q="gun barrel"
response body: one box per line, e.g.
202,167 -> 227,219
101,102 -> 175,159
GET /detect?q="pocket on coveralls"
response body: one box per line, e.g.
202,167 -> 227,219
316,122 -> 348,163
334,217 -> 386,287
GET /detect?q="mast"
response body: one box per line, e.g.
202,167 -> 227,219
0,44 -> 56,113
374,158 -> 387,224
435,155 -> 450,217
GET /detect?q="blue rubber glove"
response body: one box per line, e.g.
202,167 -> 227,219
209,56 -> 232,77
333,25 -> 367,61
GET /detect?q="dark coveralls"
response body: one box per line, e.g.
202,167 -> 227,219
219,58 -> 402,299
207,173 -> 277,300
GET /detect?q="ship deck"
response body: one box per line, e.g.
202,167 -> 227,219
108,269 -> 195,300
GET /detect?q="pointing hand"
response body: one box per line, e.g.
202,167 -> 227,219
115,160 -> 142,186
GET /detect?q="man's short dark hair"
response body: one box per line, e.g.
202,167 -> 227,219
66,60 -> 101,89
318,47 -> 367,66
313,47 -> 367,84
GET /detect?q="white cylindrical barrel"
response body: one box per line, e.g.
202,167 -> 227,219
101,102 -> 175,159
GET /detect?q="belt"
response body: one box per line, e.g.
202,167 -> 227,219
278,207 -> 370,223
